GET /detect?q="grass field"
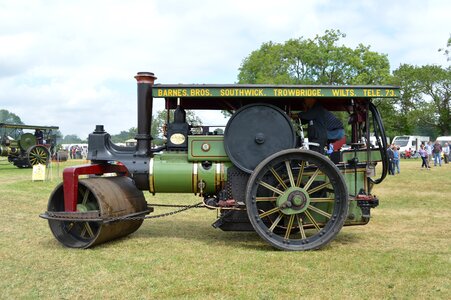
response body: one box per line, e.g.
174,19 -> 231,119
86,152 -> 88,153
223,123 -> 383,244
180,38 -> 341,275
0,157 -> 450,299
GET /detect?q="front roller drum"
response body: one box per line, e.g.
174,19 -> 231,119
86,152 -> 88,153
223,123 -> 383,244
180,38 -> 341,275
46,176 -> 148,248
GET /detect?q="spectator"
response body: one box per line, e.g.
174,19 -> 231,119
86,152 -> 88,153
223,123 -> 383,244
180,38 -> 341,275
393,146 -> 400,174
443,142 -> 450,164
433,141 -> 442,166
405,148 -> 412,159
387,144 -> 395,175
418,144 -> 429,169
71,146 -> 77,159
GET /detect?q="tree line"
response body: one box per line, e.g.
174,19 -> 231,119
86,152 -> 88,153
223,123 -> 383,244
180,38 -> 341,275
2,30 -> 449,141
237,29 -> 450,137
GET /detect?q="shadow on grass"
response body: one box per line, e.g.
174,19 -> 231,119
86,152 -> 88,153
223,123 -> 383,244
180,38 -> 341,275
0,165 -> 30,171
37,216 -> 362,252
136,218 -> 361,252
332,231 -> 360,245
140,218 -> 271,250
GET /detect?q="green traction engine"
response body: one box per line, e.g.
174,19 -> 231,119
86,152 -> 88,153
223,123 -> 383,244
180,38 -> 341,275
1,123 -> 59,168
41,72 -> 399,250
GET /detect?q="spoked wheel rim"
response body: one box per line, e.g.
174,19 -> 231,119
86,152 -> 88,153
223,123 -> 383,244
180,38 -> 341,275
48,183 -> 101,248
245,149 -> 349,251
28,145 -> 50,166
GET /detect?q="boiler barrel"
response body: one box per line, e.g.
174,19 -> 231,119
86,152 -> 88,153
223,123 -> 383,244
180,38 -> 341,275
149,152 -> 229,195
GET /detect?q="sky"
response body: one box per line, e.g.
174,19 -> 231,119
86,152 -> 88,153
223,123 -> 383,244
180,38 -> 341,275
0,0 -> 449,139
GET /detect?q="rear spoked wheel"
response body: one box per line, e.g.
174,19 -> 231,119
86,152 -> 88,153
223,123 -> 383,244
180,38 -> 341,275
27,145 -> 50,166
245,149 -> 349,251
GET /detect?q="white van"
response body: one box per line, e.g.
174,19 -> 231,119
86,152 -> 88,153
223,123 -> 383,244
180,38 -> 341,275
436,136 -> 451,147
392,135 -> 430,154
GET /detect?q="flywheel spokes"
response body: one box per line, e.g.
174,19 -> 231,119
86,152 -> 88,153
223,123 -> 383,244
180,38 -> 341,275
246,149 -> 349,251
28,145 -> 50,166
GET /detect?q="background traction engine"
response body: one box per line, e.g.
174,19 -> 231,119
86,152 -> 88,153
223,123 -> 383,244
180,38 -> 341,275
41,72 -> 394,251
0,123 -> 58,168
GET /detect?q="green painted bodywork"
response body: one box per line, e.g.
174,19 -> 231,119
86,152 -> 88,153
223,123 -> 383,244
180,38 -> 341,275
341,168 -> 369,225
152,152 -> 230,194
19,133 -> 36,150
187,135 -> 230,162
152,149 -> 371,225
341,169 -> 368,196
0,140 -> 20,156
341,149 -> 382,163
345,201 -> 367,225
153,152 -> 195,193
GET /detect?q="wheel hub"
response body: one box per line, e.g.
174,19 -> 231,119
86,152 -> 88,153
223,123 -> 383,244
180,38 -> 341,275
277,187 -> 310,215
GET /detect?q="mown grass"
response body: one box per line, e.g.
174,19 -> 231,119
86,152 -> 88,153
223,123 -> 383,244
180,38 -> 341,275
0,157 -> 450,299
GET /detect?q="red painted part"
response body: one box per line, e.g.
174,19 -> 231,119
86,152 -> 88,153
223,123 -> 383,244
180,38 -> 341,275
355,194 -> 375,201
332,136 -> 347,152
63,164 -> 130,212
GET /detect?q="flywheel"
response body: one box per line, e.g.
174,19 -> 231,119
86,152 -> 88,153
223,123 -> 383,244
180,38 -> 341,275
224,103 -> 296,173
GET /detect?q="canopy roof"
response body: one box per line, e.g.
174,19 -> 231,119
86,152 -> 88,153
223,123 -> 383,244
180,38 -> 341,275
153,84 -> 400,111
0,123 -> 59,131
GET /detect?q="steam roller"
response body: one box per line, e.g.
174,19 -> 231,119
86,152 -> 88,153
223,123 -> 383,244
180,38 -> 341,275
45,176 -> 150,248
40,71 -> 400,251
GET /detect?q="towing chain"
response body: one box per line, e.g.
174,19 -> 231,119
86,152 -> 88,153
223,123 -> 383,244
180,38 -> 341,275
111,202 -> 205,221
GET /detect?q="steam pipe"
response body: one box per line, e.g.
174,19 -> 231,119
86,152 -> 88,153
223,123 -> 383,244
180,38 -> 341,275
134,72 -> 157,156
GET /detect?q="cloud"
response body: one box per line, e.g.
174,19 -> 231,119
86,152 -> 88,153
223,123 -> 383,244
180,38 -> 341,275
0,0 -> 449,138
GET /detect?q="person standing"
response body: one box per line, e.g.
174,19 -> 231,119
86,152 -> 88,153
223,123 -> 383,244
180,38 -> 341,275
387,144 -> 395,175
393,146 -> 400,174
418,144 -> 429,169
443,142 -> 450,164
34,129 -> 43,145
433,141 -> 442,166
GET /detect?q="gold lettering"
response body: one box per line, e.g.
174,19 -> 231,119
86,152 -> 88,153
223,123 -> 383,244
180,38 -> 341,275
385,89 -> 395,97
363,89 -> 381,97
157,89 -> 188,97
218,88 -> 265,96
189,89 -> 211,96
331,89 -> 355,97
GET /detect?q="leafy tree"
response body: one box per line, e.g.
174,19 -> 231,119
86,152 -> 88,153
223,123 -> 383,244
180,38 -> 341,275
0,109 -> 23,124
392,64 -> 450,136
111,127 -> 137,143
51,129 -> 64,144
61,134 -> 85,144
238,29 -> 391,85
438,34 -> 451,62
237,29 -> 395,137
